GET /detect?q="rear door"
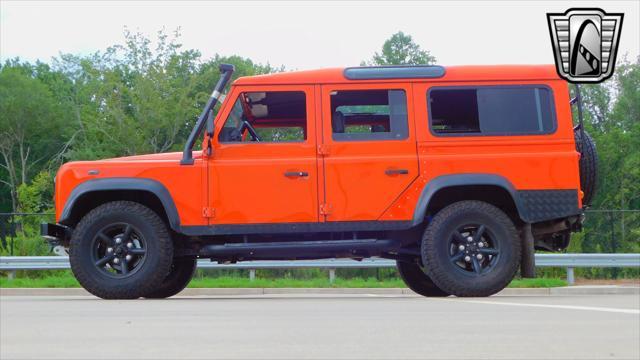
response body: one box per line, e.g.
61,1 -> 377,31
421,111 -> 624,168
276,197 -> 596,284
320,83 -> 419,221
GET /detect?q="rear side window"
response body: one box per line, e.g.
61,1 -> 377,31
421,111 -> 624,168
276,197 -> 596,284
428,86 -> 555,135
330,89 -> 408,141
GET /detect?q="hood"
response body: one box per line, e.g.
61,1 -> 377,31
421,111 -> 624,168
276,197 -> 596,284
53,150 -> 204,223
102,151 -> 203,162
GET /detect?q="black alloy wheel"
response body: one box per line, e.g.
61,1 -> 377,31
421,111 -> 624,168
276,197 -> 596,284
448,224 -> 501,276
91,223 -> 148,278
69,201 -> 173,299
421,201 -> 521,297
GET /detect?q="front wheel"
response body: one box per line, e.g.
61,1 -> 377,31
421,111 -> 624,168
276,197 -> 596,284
69,201 -> 174,299
421,201 -> 521,297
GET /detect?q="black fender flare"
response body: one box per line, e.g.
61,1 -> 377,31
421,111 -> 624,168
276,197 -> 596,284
411,174 -> 528,225
59,178 -> 180,231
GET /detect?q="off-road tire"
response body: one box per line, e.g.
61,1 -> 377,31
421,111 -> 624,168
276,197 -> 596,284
421,201 -> 521,297
69,201 -> 173,299
144,257 -> 197,299
396,260 -> 449,297
574,130 -> 598,206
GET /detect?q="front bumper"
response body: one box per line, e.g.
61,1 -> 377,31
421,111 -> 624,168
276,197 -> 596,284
41,223 -> 71,245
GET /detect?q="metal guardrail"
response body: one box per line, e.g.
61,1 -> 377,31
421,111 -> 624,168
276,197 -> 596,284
1,254 -> 639,285
0,257 -> 393,271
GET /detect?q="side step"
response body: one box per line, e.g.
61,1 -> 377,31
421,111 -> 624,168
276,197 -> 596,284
198,239 -> 398,261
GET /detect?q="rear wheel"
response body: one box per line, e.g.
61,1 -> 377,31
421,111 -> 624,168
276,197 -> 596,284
69,201 -> 173,299
144,257 -> 197,299
396,260 -> 449,297
421,201 -> 520,297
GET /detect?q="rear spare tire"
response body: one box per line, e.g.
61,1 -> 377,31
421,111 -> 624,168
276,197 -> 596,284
574,130 -> 598,206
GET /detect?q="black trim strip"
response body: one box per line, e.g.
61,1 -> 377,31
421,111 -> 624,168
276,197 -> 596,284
412,174 -> 581,224
60,178 -> 180,231
412,174 -> 526,224
180,221 -> 413,236
198,238 -> 398,260
517,189 -> 581,223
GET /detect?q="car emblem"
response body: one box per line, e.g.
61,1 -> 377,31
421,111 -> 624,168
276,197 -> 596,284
547,8 -> 624,83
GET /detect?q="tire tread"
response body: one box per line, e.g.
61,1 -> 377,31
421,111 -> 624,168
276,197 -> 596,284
70,201 -> 173,299
421,201 -> 521,297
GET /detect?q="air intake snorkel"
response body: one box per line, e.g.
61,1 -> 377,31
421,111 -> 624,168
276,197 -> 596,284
181,63 -> 235,165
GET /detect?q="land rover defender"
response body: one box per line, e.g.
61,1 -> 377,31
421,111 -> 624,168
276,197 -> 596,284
42,64 -> 597,299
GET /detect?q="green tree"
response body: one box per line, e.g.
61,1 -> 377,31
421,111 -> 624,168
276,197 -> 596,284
16,171 -> 54,214
52,29 -> 281,160
570,56 -> 640,278
365,31 -> 436,66
0,66 -> 67,211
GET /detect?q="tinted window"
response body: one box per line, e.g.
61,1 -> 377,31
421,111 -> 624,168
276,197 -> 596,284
330,89 -> 408,141
429,87 -> 555,135
219,91 -> 306,143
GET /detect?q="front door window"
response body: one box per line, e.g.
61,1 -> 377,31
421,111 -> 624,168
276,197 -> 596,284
219,91 -> 307,143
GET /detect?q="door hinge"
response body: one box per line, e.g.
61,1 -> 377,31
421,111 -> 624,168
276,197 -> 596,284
317,144 -> 330,156
320,203 -> 332,215
205,138 -> 212,157
202,207 -> 215,218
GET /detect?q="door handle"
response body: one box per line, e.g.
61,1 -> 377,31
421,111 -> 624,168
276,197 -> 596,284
385,168 -> 409,176
284,171 -> 309,178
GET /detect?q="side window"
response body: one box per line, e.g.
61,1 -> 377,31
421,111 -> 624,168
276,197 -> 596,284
330,89 -> 408,141
218,91 -> 307,143
428,86 -> 555,135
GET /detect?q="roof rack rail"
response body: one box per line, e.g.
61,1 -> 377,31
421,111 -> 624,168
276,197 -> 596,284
343,65 -> 446,80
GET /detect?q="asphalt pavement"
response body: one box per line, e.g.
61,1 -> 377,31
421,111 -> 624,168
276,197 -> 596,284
1,293 -> 639,359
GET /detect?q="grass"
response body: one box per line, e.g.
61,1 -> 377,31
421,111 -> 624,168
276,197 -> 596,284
0,274 -> 567,289
0,274 -> 81,288
505,277 -> 567,288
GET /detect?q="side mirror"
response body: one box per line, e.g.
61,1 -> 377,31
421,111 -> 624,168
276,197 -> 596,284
206,109 -> 214,136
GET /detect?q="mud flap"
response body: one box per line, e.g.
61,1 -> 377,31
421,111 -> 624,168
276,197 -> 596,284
520,223 -> 536,278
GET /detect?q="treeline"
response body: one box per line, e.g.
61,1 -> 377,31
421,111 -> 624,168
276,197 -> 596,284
0,30 -> 281,213
0,30 -> 638,262
567,59 -> 640,274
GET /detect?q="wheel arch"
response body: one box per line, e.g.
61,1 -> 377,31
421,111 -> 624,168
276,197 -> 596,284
412,174 -> 528,225
59,178 -> 180,231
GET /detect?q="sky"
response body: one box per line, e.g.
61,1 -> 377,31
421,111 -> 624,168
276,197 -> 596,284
1,1 -> 638,70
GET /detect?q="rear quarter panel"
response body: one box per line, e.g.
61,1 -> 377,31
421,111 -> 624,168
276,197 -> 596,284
381,79 -> 581,221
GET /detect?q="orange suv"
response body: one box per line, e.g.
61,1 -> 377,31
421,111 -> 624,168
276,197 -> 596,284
42,64 -> 597,299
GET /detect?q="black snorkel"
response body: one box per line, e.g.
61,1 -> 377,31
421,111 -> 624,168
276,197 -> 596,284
181,63 -> 235,165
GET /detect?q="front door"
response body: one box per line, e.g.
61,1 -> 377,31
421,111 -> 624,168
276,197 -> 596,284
320,83 -> 419,221
209,85 -> 319,225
